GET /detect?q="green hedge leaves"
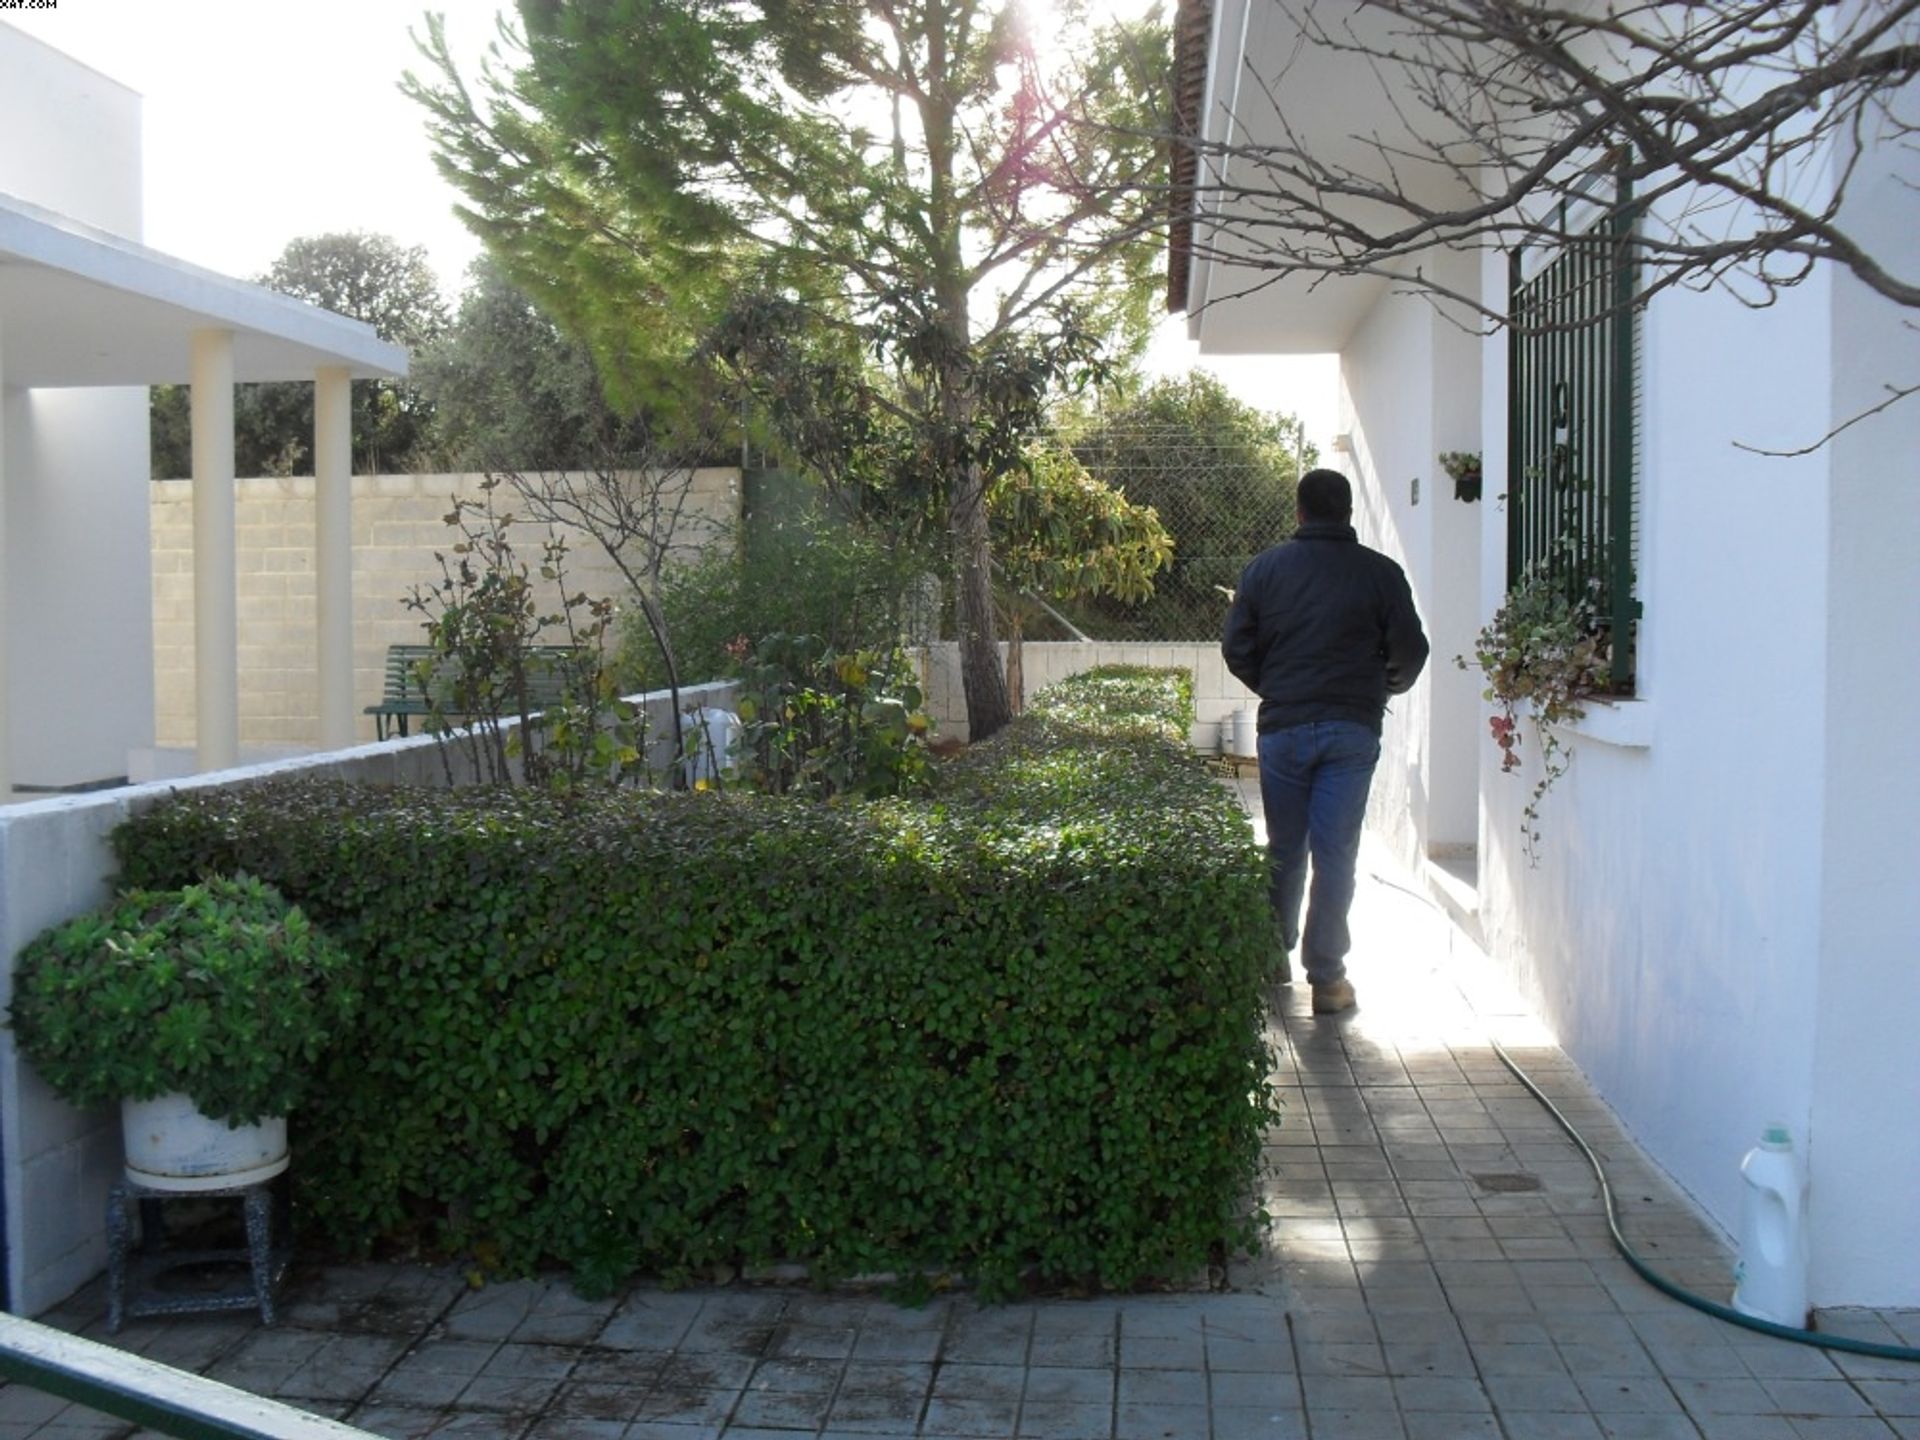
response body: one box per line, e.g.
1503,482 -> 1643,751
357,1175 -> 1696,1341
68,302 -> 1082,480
114,666 -> 1276,1295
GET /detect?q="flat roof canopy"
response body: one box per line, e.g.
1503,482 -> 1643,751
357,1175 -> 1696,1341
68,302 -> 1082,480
0,191 -> 408,388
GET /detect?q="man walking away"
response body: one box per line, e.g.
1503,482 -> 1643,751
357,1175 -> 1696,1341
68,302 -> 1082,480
1222,468 -> 1429,1015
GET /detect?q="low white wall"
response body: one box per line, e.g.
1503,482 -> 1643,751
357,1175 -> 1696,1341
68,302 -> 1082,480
0,680 -> 735,1316
918,640 -> 1257,747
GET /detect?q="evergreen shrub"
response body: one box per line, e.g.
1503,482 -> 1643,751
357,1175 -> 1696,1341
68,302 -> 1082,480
113,666 -> 1276,1295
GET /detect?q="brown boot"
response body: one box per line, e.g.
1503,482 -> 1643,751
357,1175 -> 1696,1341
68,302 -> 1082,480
1311,979 -> 1357,1014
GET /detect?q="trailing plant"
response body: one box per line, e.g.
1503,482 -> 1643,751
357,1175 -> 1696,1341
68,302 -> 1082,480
405,478 -> 645,791
7,875 -> 359,1125
1459,562 -> 1611,864
112,667 -> 1273,1297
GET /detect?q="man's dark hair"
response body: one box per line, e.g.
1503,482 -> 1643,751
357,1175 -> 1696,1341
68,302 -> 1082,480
1298,468 -> 1354,523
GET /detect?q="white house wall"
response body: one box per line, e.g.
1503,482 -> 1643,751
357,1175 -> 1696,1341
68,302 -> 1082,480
1336,253 -> 1484,865
0,24 -> 154,793
0,26 -> 142,239
1808,104 -> 1920,1306
8,388 -> 154,788
1467,239 -> 1846,1287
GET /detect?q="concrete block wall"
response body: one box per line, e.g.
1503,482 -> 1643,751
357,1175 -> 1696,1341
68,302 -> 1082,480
151,469 -> 741,749
920,641 -> 1257,747
0,679 -> 737,1317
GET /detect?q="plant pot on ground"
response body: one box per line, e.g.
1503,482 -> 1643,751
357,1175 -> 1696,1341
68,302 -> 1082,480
7,874 -> 359,1190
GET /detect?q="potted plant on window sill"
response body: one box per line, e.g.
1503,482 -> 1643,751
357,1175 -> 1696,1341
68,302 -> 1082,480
7,874 -> 359,1191
1439,451 -> 1483,503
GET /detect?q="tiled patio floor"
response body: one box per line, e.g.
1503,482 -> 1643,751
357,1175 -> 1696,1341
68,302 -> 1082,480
5,784 -> 1917,1439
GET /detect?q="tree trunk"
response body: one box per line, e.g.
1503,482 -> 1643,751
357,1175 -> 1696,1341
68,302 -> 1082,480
951,462 -> 1011,742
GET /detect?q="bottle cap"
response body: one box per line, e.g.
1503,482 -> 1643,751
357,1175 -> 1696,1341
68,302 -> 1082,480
1761,1123 -> 1792,1149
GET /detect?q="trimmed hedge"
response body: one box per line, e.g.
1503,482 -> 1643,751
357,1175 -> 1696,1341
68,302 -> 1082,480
113,666 -> 1276,1294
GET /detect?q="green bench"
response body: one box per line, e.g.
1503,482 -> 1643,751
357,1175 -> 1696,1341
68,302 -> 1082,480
365,643 -> 589,741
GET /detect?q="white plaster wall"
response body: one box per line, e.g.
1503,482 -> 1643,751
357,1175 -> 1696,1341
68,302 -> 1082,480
0,679 -> 737,1315
1,25 -> 154,793
1470,256 -> 1835,1268
1336,290 -> 1437,868
1807,105 -> 1920,1306
0,25 -> 143,237
8,388 -> 154,787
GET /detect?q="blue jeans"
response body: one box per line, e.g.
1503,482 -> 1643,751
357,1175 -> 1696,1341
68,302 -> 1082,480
1257,720 -> 1381,986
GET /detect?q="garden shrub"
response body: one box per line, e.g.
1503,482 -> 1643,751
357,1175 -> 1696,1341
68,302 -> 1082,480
114,666 -> 1275,1295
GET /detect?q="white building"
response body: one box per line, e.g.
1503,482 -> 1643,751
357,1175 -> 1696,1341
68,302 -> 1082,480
1172,0 -> 1920,1309
0,24 -> 404,1311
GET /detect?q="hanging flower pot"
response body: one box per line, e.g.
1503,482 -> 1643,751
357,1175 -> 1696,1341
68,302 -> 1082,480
1439,450 -> 1483,503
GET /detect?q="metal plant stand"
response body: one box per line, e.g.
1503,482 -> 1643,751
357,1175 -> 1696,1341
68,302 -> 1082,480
105,1175 -> 287,1333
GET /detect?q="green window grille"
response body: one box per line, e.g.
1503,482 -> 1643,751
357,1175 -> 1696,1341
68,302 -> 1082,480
1507,192 -> 1642,691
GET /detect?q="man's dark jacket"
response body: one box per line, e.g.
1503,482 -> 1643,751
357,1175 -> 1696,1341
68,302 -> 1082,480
1222,521 -> 1430,735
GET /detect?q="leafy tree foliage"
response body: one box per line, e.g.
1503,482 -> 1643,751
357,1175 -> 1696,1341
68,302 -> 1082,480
413,256 -> 661,472
1064,372 -> 1312,640
408,2 -> 1173,741
151,233 -> 448,478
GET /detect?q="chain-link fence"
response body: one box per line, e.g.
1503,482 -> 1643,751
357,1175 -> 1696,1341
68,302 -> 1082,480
1054,424 -> 1302,641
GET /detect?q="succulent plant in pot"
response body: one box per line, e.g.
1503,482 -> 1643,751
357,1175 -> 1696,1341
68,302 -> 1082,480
7,874 -> 359,1190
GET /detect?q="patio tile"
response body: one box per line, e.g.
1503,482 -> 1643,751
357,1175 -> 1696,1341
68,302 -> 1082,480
595,1293 -> 706,1350
1298,1374 -> 1397,1411
1306,1409 -> 1410,1439
366,1365 -> 471,1408
633,1384 -> 741,1425
728,1385 -> 835,1430
1210,1370 -> 1301,1410
1028,1333 -> 1117,1369
1393,1375 -> 1496,1413
826,1386 -> 930,1433
1590,1416 -> 1708,1440
1671,1375 -> 1780,1415
1022,1367 -> 1113,1406
933,1364 -> 1028,1402
1116,1333 -> 1201,1369
1497,1410 -> 1608,1438
1762,1380 -> 1876,1417
1401,1414 -> 1502,1439
454,1374 -> 565,1412
1204,1334 -> 1296,1373
1571,1374 -> 1684,1415
1205,1407 -> 1310,1440
1014,1399 -> 1111,1439
1111,1401 -> 1207,1439
544,1379 -> 647,1423
1114,1369 -> 1205,1408
569,1348 -> 671,1387
921,1395 -> 1020,1437
838,1359 -> 934,1397
344,1403 -> 443,1439
522,1418 -> 625,1440
1484,1373 -> 1588,1411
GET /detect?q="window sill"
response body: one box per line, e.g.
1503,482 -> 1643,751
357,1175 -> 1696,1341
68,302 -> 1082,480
1548,697 -> 1655,750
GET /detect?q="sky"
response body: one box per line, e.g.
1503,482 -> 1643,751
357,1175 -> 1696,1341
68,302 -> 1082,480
12,0 -> 1336,441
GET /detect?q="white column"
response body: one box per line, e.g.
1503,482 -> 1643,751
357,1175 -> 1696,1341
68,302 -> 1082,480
190,329 -> 239,772
314,366 -> 354,749
0,308 -> 10,804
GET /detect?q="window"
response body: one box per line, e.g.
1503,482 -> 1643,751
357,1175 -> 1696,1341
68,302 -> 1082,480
1507,198 -> 1641,692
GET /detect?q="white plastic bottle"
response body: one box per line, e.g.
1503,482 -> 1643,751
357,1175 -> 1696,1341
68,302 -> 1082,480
1731,1122 -> 1809,1328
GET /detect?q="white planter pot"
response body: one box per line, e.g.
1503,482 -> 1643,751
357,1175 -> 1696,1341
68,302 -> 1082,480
120,1093 -> 289,1192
